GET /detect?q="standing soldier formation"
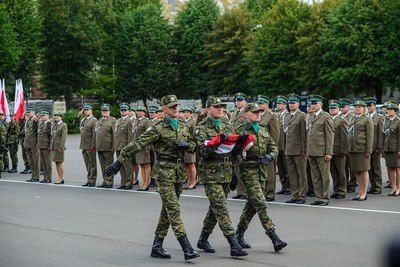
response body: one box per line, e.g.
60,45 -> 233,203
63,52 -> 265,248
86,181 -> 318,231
6,114 -> 20,173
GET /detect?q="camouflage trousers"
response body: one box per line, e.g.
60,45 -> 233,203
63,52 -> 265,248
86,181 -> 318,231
202,183 -> 235,237
3,147 -> 9,166
237,178 -> 276,235
7,144 -> 18,166
21,137 -> 29,167
0,149 -> 3,170
155,181 -> 186,239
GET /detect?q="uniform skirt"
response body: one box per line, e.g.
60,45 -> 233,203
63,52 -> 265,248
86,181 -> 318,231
184,151 -> 196,164
384,152 -> 400,168
136,150 -> 150,164
52,149 -> 64,163
349,153 -> 370,172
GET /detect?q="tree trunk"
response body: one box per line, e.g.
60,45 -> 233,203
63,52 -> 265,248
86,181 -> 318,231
200,92 -> 207,108
66,87 -> 74,110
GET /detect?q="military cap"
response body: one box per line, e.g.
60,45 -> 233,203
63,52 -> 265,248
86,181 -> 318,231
387,101 -> 399,110
137,106 -> 147,112
257,95 -> 271,104
276,95 -> 288,104
383,102 -> 389,108
41,110 -> 51,116
183,107 -> 193,113
157,107 -> 163,112
26,107 -> 35,112
83,103 -> 94,110
308,94 -> 323,104
0,113 -> 5,116
129,106 -> 135,111
9,113 -> 15,116
328,99 -> 340,108
288,93 -> 301,103
195,109 -> 201,113
119,102 -> 130,110
179,108 -> 184,112
307,101 -> 311,107
206,96 -> 226,107
364,97 -> 377,106
244,102 -> 263,112
54,112 -> 64,117
353,100 -> 366,107
235,92 -> 248,101
339,98 -> 352,106
230,107 -> 237,112
149,106 -> 158,113
274,108 -> 279,112
161,95 -> 179,107
101,103 -> 111,111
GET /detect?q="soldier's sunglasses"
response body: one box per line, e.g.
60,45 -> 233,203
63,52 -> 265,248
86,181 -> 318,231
120,109 -> 127,112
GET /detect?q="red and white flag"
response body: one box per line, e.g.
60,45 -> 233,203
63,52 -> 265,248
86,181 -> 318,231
204,133 -> 255,156
14,79 -> 25,122
0,79 -> 10,122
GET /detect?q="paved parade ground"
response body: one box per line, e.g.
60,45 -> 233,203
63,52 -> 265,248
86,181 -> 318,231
1,135 -> 400,267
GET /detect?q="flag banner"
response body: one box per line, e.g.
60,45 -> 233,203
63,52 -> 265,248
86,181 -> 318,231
0,79 -> 10,122
204,133 -> 255,157
14,79 -> 25,122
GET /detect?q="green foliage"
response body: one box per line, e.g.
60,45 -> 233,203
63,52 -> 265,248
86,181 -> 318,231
173,0 -> 220,104
246,0 -> 310,96
242,0 -> 277,21
63,109 -> 80,134
202,6 -> 254,96
115,4 -> 174,107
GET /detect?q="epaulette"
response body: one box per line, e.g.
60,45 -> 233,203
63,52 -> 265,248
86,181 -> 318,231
111,117 -> 116,120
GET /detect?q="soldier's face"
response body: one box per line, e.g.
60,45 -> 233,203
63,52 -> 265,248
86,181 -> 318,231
245,111 -> 261,123
157,111 -> 165,119
288,102 -> 299,111
329,107 -> 339,116
311,102 -> 322,112
178,112 -> 184,119
149,112 -> 156,119
55,115 -> 62,122
207,105 -> 223,120
236,99 -> 246,109
258,102 -> 268,111
190,113 -> 195,119
120,109 -> 129,117
366,104 -> 376,114
0,115 -> 5,120
276,103 -> 286,112
388,108 -> 397,117
340,105 -> 350,114
41,114 -> 49,121
183,111 -> 191,119
84,109 -> 92,116
27,111 -> 35,118
163,105 -> 179,119
307,106 -> 312,114
137,111 -> 146,118
101,110 -> 110,117
354,105 -> 364,115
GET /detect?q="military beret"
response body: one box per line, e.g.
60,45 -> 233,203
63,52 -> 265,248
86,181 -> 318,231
339,98 -> 352,106
137,106 -> 147,112
288,93 -> 301,103
161,95 -> 179,108
328,99 -> 340,108
257,95 -> 271,104
119,102 -> 130,110
244,102 -> 263,112
276,95 -> 288,104
183,107 -> 193,113
101,103 -> 111,111
235,92 -> 248,101
206,96 -> 226,107
387,101 -> 399,110
364,97 -> 377,106
353,100 -> 366,107
308,94 -> 323,104
83,103 -> 94,110
41,110 -> 51,116
26,107 -> 35,112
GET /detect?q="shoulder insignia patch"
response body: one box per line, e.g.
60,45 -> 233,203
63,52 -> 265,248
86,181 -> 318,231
195,128 -> 200,135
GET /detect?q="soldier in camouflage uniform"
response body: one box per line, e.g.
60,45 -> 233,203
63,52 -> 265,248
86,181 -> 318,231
234,102 -> 287,253
195,96 -> 248,257
7,114 -> 20,173
18,114 -> 30,174
0,119 -> 6,178
0,113 -> 10,172
106,95 -> 200,261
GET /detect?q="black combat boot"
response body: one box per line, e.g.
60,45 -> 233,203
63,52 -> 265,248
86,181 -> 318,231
226,235 -> 248,257
2,164 -> 9,172
8,164 -> 17,173
235,227 -> 251,248
197,230 -> 215,253
267,230 -> 287,252
20,165 -> 29,174
150,236 -> 171,259
177,235 -> 200,260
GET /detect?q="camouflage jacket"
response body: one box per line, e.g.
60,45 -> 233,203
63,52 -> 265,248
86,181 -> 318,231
7,120 -> 20,144
117,117 -> 196,183
196,117 -> 238,184
0,123 -> 6,148
236,121 -> 278,181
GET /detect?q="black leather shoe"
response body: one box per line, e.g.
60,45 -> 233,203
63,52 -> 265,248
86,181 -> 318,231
39,180 -> 51,183
54,180 -> 64,184
82,183 -> 89,186
347,188 -> 355,193
87,183 -> 95,187
123,186 -> 133,190
384,185 -> 392,188
352,197 -> 360,200
116,186 -> 124,189
336,195 -> 345,199
276,190 -> 286,195
232,195 -> 243,199
297,199 -> 305,204
285,198 -> 297,203
358,196 -> 367,201
388,192 -> 395,196
185,185 -> 196,190
133,181 -> 139,185
372,190 -> 381,195
104,185 -> 112,188
309,192 -> 316,197
330,194 -> 338,199
310,201 -> 321,205
319,201 -> 328,206
265,197 -> 275,201
284,191 -> 291,195
367,189 -> 374,194
97,184 -> 105,188
26,179 -> 39,182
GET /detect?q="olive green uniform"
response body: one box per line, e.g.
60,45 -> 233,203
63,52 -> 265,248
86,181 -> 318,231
133,117 -> 151,164
37,120 -> 52,181
18,119 -> 29,170
24,117 -> 40,180
368,112 -> 384,191
184,118 -> 196,163
347,115 -> 373,171
95,116 -> 116,186
342,112 -> 357,190
306,114 -> 314,194
50,121 -> 67,162
115,116 -> 134,187
277,110 -> 290,192
117,117 -> 196,239
236,121 -> 278,234
7,119 -> 20,167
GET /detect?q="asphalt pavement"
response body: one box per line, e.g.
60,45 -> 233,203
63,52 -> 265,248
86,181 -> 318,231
1,134 -> 399,267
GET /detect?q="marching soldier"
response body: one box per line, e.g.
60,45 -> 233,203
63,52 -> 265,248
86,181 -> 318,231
257,95 -> 279,201
231,92 -> 248,199
24,107 -> 40,182
0,119 -> 6,178
339,98 -> 357,193
106,95 -> 200,261
37,110 -> 53,183
96,104 -> 116,188
18,113 -> 31,174
1,113 -> 10,172
234,102 -> 287,253
329,100 -> 348,199
308,95 -> 334,206
115,103 -> 134,190
51,112 -> 67,184
195,96 -> 248,257
276,95 -> 291,195
74,104 -> 97,187
284,94 -> 308,204
133,106 -> 152,191
183,107 -> 197,189
149,106 -> 159,187
365,97 -> 384,195
7,114 -> 20,173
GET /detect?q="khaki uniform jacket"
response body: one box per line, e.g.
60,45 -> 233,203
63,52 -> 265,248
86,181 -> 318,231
278,110 -> 288,151
307,111 -> 334,157
132,116 -> 151,150
332,115 -> 348,155
95,116 -> 116,151
284,110 -> 307,156
369,112 -> 384,151
185,118 -> 196,136
37,120 -> 52,149
51,122 -> 67,151
115,116 -> 133,151
73,116 -> 97,150
347,114 -> 373,154
231,109 -> 246,129
260,109 -> 279,144
342,112 -> 354,122
23,117 -> 39,149
383,117 -> 400,152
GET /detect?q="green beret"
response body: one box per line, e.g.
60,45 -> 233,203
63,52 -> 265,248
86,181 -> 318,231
183,107 -> 193,112
26,107 -> 35,112
276,95 -> 288,104
339,98 -> 352,106
54,112 -> 63,117
119,102 -> 130,110
308,94 -> 323,103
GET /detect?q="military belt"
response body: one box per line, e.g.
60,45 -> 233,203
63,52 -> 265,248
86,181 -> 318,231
242,156 -> 262,162
157,157 -> 184,164
202,156 -> 230,163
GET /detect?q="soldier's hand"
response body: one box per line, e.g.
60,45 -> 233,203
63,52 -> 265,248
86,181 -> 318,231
236,132 -> 249,144
218,133 -> 228,145
260,154 -> 274,166
36,148 -> 40,153
48,148 -> 52,154
59,149 -> 63,154
91,147 -> 96,154
174,139 -> 189,149
78,109 -> 83,117
106,160 -> 122,176
230,173 -> 238,191
365,153 -> 371,159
